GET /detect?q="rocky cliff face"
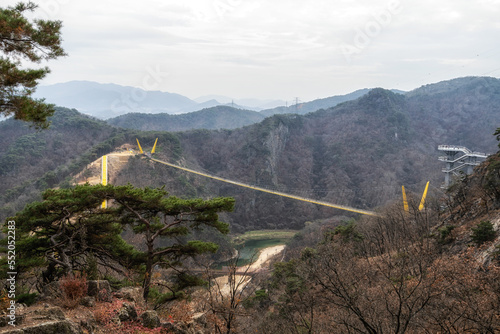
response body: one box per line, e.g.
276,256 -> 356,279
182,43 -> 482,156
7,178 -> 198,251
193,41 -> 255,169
265,122 -> 290,186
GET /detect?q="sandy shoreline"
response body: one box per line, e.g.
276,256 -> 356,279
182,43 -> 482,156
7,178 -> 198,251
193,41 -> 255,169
248,245 -> 286,271
212,245 -> 286,296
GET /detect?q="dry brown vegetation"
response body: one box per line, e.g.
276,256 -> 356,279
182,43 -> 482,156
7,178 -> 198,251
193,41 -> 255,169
247,202 -> 499,333
235,153 -> 500,334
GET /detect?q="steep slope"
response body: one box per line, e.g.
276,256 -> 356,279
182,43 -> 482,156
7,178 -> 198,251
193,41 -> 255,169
252,149 -> 500,334
443,146 -> 500,234
107,106 -> 265,131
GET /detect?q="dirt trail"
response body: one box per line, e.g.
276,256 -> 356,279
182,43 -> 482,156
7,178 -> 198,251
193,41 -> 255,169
74,149 -> 134,185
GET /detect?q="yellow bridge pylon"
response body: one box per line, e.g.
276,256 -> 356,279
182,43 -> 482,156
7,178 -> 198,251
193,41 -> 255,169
136,139 -> 144,154
402,185 -> 409,212
419,181 -> 430,211
151,138 -> 158,154
402,181 -> 430,212
136,138 -> 158,155
101,138 -> 159,209
101,155 -> 108,209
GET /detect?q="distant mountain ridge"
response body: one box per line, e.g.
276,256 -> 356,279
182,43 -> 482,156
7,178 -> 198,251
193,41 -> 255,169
34,81 -> 197,118
34,81 -> 287,119
194,95 -> 286,109
33,80 -> 374,120
107,106 -> 266,132
259,89 -> 372,116
104,88 -> 405,132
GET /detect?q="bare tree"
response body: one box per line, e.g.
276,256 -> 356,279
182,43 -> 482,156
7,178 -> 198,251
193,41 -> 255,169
204,253 -> 260,334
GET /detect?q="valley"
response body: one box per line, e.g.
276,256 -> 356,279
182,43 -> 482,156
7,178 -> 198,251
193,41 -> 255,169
2,1 -> 500,331
1,76 -> 500,333
2,77 -> 500,233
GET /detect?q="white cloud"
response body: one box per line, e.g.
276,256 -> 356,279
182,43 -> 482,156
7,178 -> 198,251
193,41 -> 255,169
3,0 -> 500,101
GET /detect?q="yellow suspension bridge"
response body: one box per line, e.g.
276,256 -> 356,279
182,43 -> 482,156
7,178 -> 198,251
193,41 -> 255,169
101,139 -> 421,217
149,157 -> 378,216
98,139 -> 434,220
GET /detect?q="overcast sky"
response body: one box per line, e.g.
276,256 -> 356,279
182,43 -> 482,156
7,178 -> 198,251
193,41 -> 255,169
8,0 -> 500,102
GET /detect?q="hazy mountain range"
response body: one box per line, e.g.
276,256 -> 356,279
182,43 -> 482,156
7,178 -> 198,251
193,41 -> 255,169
33,81 -> 288,118
34,80 -> 384,120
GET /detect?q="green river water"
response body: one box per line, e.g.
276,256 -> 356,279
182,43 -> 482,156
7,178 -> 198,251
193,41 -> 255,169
218,238 -> 286,268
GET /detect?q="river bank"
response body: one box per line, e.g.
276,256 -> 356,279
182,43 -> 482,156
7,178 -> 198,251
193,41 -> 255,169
248,244 -> 285,271
212,244 -> 286,296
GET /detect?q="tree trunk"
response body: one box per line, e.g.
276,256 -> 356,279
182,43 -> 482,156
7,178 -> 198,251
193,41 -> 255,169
143,238 -> 154,302
143,256 -> 152,302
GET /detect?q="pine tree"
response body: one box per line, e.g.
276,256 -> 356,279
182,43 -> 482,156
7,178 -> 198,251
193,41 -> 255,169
0,2 -> 66,128
3,184 -> 139,286
3,184 -> 234,302
107,184 -> 234,301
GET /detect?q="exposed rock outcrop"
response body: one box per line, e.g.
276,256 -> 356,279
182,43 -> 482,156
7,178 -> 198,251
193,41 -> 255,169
140,310 -> 160,329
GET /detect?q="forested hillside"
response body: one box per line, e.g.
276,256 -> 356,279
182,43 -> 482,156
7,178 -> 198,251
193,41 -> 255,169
0,108 -> 180,223
107,106 -> 265,131
405,76 -> 500,151
0,109 -> 113,219
1,77 -> 499,233
113,77 -> 500,231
